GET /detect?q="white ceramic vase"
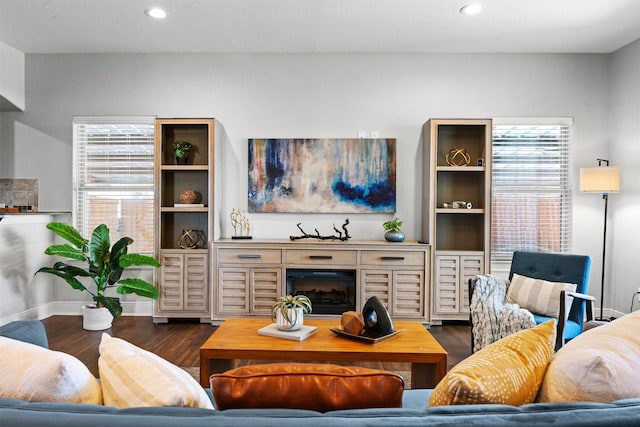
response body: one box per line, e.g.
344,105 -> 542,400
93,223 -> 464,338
276,307 -> 304,331
82,305 -> 113,331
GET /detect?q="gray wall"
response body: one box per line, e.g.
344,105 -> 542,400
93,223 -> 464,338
609,39 -> 640,314
1,49 -> 637,319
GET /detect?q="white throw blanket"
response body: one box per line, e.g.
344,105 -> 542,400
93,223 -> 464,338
470,274 -> 537,352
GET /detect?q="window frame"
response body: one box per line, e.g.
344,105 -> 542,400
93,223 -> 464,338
72,116 -> 156,255
491,117 -> 573,262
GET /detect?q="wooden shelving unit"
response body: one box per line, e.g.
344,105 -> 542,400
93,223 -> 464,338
153,118 -> 215,323
422,119 -> 492,322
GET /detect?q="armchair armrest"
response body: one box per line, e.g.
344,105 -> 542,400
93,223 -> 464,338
565,291 -> 596,302
557,290 -> 595,350
565,291 -> 595,322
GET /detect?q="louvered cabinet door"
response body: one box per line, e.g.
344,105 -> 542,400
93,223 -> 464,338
218,268 -> 250,315
434,255 -> 460,314
459,255 -> 484,314
392,270 -> 425,318
158,252 -> 185,311
184,252 -> 209,312
250,269 -> 282,315
360,270 -> 392,311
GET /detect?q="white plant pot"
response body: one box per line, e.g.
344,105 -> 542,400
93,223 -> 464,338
82,305 -> 113,331
276,307 -> 304,331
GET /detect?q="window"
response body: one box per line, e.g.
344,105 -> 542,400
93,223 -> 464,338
73,117 -> 155,254
491,118 -> 572,260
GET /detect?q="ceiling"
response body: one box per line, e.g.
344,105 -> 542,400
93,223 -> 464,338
1,0 -> 640,54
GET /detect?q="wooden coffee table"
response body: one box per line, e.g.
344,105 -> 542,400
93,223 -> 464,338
200,317 -> 447,389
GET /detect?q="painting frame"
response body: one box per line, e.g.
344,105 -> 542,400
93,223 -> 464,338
248,138 -> 396,213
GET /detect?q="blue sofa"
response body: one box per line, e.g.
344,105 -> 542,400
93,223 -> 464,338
1,320 -> 639,427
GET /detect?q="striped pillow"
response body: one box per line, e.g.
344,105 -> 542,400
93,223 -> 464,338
98,333 -> 213,409
506,273 -> 577,318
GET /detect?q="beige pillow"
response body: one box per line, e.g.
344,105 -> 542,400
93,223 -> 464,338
429,320 -> 556,406
506,273 -> 577,318
98,333 -> 213,409
538,311 -> 640,402
0,336 -> 102,404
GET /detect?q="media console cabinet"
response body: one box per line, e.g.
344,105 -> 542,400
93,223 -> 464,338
211,240 -> 431,324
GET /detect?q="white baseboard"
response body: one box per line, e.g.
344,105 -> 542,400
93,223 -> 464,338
0,301 -> 153,326
597,308 -> 626,321
0,303 -> 55,325
52,301 -> 154,316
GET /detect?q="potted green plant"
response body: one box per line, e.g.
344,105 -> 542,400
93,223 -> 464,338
383,217 -> 405,242
271,294 -> 312,331
172,140 -> 192,164
36,222 -> 160,330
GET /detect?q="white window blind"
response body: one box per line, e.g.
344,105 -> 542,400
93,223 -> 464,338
73,117 -> 155,254
491,118 -> 572,260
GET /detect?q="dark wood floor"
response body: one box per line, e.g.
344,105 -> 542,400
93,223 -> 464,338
41,316 -> 472,378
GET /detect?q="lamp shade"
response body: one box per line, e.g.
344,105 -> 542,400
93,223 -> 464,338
580,167 -> 620,193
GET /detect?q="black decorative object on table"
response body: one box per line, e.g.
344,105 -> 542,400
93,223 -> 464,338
361,296 -> 394,338
289,219 -> 351,241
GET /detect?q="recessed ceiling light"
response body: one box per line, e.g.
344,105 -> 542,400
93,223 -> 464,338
460,3 -> 484,15
145,8 -> 167,19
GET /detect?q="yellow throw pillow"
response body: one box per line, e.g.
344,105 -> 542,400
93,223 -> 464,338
0,336 -> 102,404
98,333 -> 213,409
537,311 -> 640,402
429,320 -> 556,406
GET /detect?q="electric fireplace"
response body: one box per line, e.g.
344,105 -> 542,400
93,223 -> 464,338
285,269 -> 356,315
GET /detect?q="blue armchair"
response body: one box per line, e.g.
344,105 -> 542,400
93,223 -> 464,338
470,251 -> 595,351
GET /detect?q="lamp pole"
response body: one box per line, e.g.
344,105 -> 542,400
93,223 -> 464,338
598,191 -> 609,321
597,158 -> 609,322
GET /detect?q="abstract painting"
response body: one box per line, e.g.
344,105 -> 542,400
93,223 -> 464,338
248,138 -> 396,213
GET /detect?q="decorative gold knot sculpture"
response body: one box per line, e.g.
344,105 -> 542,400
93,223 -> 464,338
178,229 -> 206,249
445,148 -> 471,166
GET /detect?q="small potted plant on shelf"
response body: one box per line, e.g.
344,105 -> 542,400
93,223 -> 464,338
172,140 -> 192,165
271,294 -> 312,331
383,217 -> 405,242
36,222 -> 161,331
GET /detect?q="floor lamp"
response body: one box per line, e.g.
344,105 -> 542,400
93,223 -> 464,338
580,159 -> 620,321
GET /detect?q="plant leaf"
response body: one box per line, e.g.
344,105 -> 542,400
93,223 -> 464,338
44,244 -> 87,262
110,237 -> 132,266
107,237 -> 133,284
90,224 -> 111,272
35,267 -> 88,292
50,261 -> 94,277
46,222 -> 88,250
116,278 -> 158,299
95,295 -> 122,317
119,253 -> 161,268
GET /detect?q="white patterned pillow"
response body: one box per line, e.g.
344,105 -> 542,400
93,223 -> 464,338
0,336 -> 102,404
506,273 -> 577,318
98,333 -> 213,409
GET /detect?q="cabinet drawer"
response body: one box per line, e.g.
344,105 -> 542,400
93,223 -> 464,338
361,250 -> 425,267
285,249 -> 357,265
218,248 -> 282,264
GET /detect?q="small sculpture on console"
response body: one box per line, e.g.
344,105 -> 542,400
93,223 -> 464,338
230,208 -> 252,240
289,219 -> 351,241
